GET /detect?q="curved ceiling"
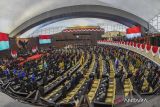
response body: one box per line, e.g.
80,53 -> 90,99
20,18 -> 127,38
0,0 -> 160,34
10,5 -> 158,37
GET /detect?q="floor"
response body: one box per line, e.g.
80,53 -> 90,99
0,92 -> 35,107
132,95 -> 160,107
0,91 -> 160,107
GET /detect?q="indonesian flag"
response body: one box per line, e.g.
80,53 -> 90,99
0,32 -> 9,51
39,35 -> 51,44
11,50 -> 17,58
126,26 -> 141,39
32,46 -> 38,53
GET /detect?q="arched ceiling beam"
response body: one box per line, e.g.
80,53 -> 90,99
9,5 -> 157,37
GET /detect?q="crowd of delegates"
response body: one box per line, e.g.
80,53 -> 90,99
95,57 -> 110,102
106,45 -> 160,94
0,47 -> 81,95
129,52 -> 160,93
0,45 -> 159,106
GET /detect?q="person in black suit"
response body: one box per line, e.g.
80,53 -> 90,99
39,86 -> 45,97
62,83 -> 67,98
43,74 -> 48,86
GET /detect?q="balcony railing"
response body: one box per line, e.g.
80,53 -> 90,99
97,40 -> 160,66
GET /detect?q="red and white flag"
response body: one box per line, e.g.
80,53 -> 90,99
32,46 -> 38,53
39,35 -> 51,44
0,33 -> 9,51
126,26 -> 141,39
11,50 -> 17,58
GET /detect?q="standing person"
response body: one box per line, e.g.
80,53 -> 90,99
0,66 -> 3,78
4,68 -> 10,80
43,60 -> 48,70
119,67 -> 125,84
43,73 -> 48,86
115,58 -> 119,72
38,86 -> 45,97
31,73 -> 36,83
62,83 -> 67,98
26,79 -> 32,93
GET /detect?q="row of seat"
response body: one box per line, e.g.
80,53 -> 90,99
43,52 -> 87,102
125,52 -> 155,93
88,55 -> 103,102
1,45 -> 159,107
105,60 -> 116,105
59,53 -> 93,103
1,49 -> 83,101
94,56 -> 109,103
118,60 -> 133,97
69,53 -> 96,102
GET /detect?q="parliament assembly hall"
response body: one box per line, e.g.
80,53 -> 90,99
0,0 -> 160,107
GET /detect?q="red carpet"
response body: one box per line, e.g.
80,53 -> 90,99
19,54 -> 43,66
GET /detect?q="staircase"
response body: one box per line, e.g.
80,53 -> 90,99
88,79 -> 100,102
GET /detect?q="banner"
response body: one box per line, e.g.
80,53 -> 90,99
126,26 -> 141,39
0,32 -> 9,51
39,35 -> 51,44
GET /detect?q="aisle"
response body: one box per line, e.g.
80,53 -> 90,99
115,78 -> 124,97
114,61 -> 124,105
